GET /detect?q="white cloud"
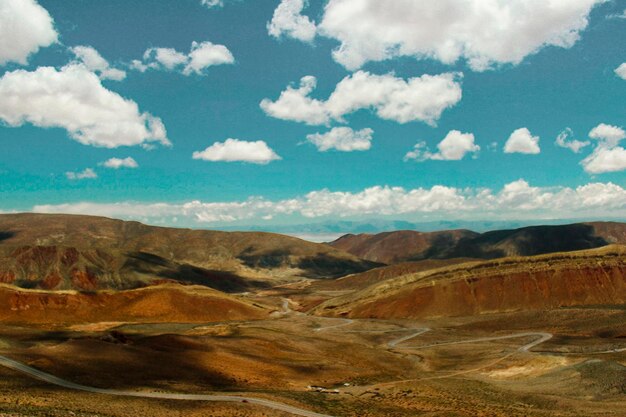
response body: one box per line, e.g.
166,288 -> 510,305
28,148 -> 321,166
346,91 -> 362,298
260,71 -> 462,125
310,0 -> 605,71
0,65 -> 170,148
101,157 -> 138,169
589,123 -> 626,146
183,41 -> 235,75
405,130 -> 479,161
0,0 -> 58,66
616,63 -> 626,80
70,45 -> 126,81
66,168 -> 97,180
136,41 -> 234,75
31,180 -> 626,224
192,138 -> 281,164
144,48 -> 188,70
260,75 -> 329,125
306,127 -> 373,151
555,128 -> 590,153
582,147 -> 626,174
268,0 -> 317,43
581,123 -> 626,174
504,128 -> 541,154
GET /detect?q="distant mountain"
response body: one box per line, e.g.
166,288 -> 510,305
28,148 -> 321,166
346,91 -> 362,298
329,222 -> 626,263
218,218 -> 626,237
0,213 -> 379,293
314,245 -> 626,319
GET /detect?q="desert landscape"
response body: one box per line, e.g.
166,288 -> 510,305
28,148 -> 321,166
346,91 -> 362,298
0,213 -> 623,416
2,0 -> 625,415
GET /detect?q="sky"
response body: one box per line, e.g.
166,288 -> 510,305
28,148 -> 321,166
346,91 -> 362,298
0,0 -> 625,232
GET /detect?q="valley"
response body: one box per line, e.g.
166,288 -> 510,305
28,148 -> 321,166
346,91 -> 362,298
0,214 -> 624,416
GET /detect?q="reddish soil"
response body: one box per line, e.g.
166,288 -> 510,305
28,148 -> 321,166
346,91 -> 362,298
0,284 -> 267,325
316,246 -> 626,319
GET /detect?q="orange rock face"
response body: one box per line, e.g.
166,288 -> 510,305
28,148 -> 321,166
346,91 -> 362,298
318,248 -> 626,319
70,268 -> 99,291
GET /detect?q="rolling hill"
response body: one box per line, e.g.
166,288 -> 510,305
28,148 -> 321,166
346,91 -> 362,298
0,213 -> 378,292
0,283 -> 267,325
329,222 -> 626,263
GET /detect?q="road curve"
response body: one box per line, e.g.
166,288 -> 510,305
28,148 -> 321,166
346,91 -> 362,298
0,355 -> 334,417
314,318 -> 354,332
387,328 -> 431,348
401,332 -> 553,352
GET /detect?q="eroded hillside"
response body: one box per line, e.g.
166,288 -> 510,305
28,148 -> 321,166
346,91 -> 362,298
314,245 -> 626,319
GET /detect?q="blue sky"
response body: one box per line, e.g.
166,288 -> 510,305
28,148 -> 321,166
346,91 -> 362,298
0,0 -> 625,230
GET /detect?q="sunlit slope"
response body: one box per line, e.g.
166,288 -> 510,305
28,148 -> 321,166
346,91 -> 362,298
314,245 -> 626,319
0,283 -> 267,325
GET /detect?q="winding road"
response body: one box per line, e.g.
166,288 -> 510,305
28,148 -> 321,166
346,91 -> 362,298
401,332 -> 553,352
0,354 -> 333,417
0,300 -> 566,417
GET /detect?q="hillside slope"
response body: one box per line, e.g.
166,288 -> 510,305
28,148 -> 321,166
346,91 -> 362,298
0,283 -> 267,325
314,245 -> 626,319
0,213 -> 378,292
329,229 -> 477,264
329,222 -> 626,263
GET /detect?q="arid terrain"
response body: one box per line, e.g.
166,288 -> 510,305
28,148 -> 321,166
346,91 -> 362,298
0,214 -> 624,416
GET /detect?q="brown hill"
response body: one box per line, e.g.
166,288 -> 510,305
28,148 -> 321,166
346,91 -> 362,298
0,283 -> 267,325
314,245 -> 626,319
311,258 -> 477,292
329,222 -> 626,263
0,213 -> 378,292
329,229 -> 477,263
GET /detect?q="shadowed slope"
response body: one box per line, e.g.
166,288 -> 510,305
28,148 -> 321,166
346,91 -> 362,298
0,213 -> 378,292
329,222 -> 626,263
329,229 -> 477,263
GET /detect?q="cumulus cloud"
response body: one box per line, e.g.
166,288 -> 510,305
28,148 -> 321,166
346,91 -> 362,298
268,0 -> 317,43
133,41 -> 234,75
0,65 -> 170,148
306,127 -> 373,151
101,157 -> 138,169
192,138 -> 281,164
0,0 -> 58,66
305,0 -> 605,71
504,128 -> 541,154
66,168 -> 97,180
589,123 -> 626,146
31,180 -> 626,224
581,123 -> 626,174
405,130 -> 479,161
260,71 -> 462,126
555,128 -> 590,153
616,63 -> 626,80
184,41 -> 235,75
70,45 -> 126,81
